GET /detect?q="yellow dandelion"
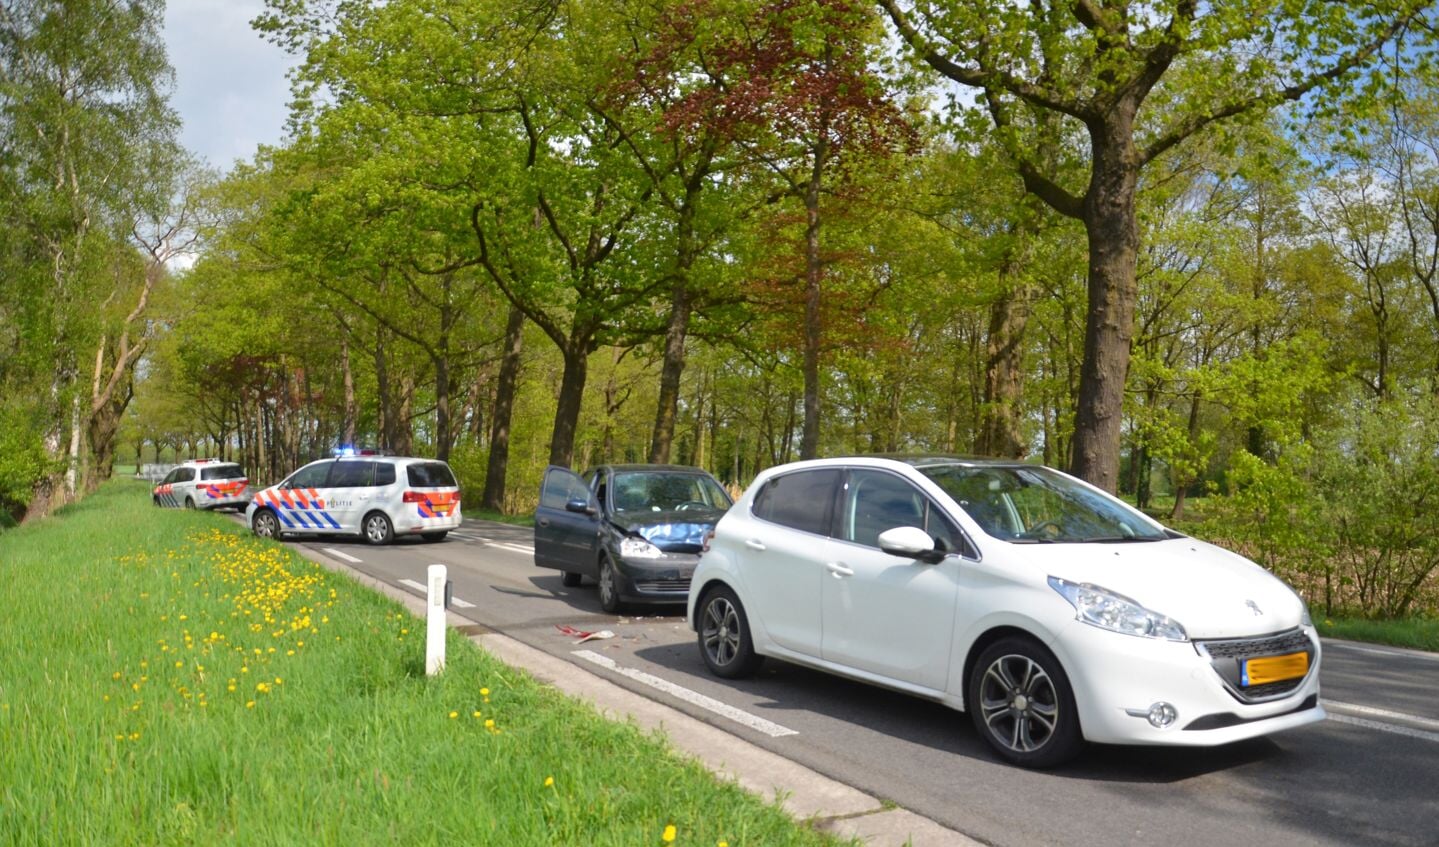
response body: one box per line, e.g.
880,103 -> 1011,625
449,711 -> 459,719
544,776 -> 554,788
174,661 -> 184,668
246,701 -> 256,709
484,719 -> 495,729
662,824 -> 676,843
129,732 -> 140,741
472,711 -> 481,718
112,671 -> 121,680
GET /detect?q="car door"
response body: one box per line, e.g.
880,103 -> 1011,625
155,469 -> 179,507
173,466 -> 197,507
323,460 -> 375,534
820,468 -> 962,692
274,461 -> 336,534
534,466 -> 600,575
741,468 -> 840,658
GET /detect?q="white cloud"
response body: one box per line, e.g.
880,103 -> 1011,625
163,0 -> 298,170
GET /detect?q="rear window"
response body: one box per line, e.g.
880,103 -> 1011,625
200,464 -> 245,481
406,462 -> 456,488
751,469 -> 839,536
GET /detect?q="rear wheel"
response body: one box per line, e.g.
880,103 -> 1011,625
560,571 -> 583,588
184,496 -> 196,510
363,511 -> 394,545
968,636 -> 1082,768
697,585 -> 763,679
252,509 -> 281,540
597,556 -> 622,613
420,531 -> 448,543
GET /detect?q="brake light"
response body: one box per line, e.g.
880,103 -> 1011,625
402,491 -> 425,503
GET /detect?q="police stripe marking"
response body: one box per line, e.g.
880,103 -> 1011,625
571,650 -> 798,738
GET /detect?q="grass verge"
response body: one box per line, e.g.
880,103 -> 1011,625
0,479 -> 848,846
465,506 -> 535,527
1314,613 -> 1439,653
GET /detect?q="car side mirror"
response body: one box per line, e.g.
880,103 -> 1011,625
878,526 -> 947,564
565,497 -> 597,516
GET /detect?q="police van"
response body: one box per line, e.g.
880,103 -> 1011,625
246,451 -> 461,545
153,459 -> 250,511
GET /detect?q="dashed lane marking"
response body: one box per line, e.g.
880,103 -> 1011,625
1324,700 -> 1439,734
572,649 -> 798,739
398,578 -> 475,609
322,547 -> 362,563
486,541 -> 535,555
1326,712 -> 1439,744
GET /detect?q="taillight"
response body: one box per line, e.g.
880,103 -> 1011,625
402,491 -> 425,503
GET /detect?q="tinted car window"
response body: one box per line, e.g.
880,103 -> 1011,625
840,470 -> 927,548
175,468 -> 195,482
751,469 -> 839,536
540,469 -> 589,509
328,461 -> 374,487
200,464 -> 245,481
286,462 -> 331,489
407,462 -> 457,488
373,463 -> 396,486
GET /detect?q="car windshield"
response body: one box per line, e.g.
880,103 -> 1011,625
917,464 -> 1167,543
611,472 -> 732,513
200,465 -> 245,481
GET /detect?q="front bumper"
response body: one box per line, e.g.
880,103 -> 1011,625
614,551 -> 700,605
1050,620 -> 1325,746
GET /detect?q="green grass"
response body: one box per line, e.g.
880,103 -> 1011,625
0,479 -> 848,846
1314,613 -> 1439,653
465,506 -> 535,527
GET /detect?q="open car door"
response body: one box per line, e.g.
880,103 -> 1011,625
534,466 -> 600,577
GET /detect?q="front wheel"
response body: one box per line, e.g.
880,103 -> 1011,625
697,585 -> 763,679
363,511 -> 394,545
597,557 -> 622,613
968,637 -> 1082,768
252,509 -> 281,540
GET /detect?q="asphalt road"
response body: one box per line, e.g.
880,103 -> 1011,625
264,517 -> 1439,847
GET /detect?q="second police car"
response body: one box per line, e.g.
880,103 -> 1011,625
153,459 -> 250,511
246,450 -> 462,545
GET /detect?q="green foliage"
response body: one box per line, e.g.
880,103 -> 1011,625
0,405 -> 55,522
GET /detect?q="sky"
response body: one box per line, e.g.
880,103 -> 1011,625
162,0 -> 298,170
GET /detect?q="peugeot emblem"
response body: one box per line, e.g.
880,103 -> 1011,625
1246,600 -> 1263,616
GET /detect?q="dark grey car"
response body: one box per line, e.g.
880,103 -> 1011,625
534,464 -> 733,612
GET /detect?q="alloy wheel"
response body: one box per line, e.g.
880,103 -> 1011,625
977,654 -> 1060,754
701,596 -> 742,668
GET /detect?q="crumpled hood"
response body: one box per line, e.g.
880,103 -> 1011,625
611,508 -> 727,552
1014,537 -> 1306,639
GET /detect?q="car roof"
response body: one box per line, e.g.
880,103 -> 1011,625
596,464 -> 715,474
179,459 -> 240,467
878,453 -> 1037,470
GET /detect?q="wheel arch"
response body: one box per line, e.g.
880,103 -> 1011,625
960,625 -> 1065,713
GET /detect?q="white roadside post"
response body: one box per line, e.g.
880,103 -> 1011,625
426,564 -> 447,675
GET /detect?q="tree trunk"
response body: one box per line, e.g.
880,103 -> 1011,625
976,281 -> 1032,458
799,137 -> 828,460
549,342 -> 591,467
342,337 -> 356,446
481,305 -> 525,512
649,284 -> 692,464
1071,117 -> 1141,493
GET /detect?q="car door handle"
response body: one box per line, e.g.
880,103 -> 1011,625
538,518 -> 550,527
826,562 -> 854,578
744,538 -> 767,552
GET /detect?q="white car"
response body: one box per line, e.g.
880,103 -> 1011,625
152,459 -> 250,511
246,453 -> 461,545
687,455 -> 1323,767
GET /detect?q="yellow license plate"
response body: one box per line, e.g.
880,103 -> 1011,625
1242,651 -> 1310,686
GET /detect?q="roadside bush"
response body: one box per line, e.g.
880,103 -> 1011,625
0,405 -> 55,525
1203,397 -> 1439,619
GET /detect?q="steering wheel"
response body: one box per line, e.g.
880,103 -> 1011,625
674,500 -> 710,511
1023,519 -> 1063,539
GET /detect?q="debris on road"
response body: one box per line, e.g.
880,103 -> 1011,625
555,624 -> 616,644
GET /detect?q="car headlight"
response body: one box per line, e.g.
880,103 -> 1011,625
1048,577 -> 1188,641
619,537 -> 663,559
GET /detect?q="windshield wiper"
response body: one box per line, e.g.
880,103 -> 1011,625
1076,535 -> 1163,543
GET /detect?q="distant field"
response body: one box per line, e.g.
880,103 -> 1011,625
0,479 -> 847,846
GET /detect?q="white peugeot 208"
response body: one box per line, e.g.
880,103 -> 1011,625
246,453 -> 461,545
687,455 -> 1323,767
